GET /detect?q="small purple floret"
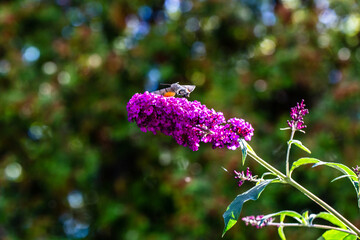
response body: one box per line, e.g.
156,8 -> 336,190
234,167 -> 253,187
287,99 -> 309,130
127,92 -> 254,151
242,215 -> 274,228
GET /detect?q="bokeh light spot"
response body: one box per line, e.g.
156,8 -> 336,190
318,34 -> 330,48
42,61 -> 57,75
180,0 -> 193,13
191,72 -> 206,85
62,26 -> 74,39
67,190 -> 84,209
341,14 -> 360,36
164,0 -> 180,14
254,79 -> 267,92
145,68 -> 161,92
338,47 -> 351,61
238,7 -> 252,21
329,69 -> 342,84
22,46 -> 40,63
315,0 -> 329,9
292,9 -> 307,24
203,16 -> 219,32
28,125 -> 45,140
67,8 -> 86,27
159,151 -> 172,166
185,17 -> 200,32
90,21 -> 102,32
5,162 -> 22,181
319,9 -> 338,28
85,2 -> 102,18
147,68 -> 161,83
39,82 -> 54,96
62,214 -> 89,239
259,38 -> 276,55
253,24 -> 266,38
282,0 -> 301,10
236,59 -> 249,74
138,6 -> 152,21
262,11 -> 276,26
58,71 -> 71,85
191,41 -> 206,59
0,60 -> 11,74
87,54 -> 102,68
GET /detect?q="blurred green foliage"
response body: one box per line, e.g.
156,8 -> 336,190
1,0 -> 360,239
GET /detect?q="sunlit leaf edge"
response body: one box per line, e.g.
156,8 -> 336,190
289,139 -> 311,154
222,180 -> 273,237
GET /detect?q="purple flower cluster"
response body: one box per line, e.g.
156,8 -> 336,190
242,215 -> 274,229
287,99 -> 309,130
202,118 -> 254,150
234,167 -> 254,187
127,92 -> 254,151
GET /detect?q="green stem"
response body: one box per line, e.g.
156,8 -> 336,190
286,177 -> 360,236
286,129 -> 296,176
268,222 -> 355,235
246,149 -> 360,237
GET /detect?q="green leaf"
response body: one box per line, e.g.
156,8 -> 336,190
240,139 -> 247,165
308,213 -> 317,225
312,162 -> 357,182
222,180 -> 273,237
313,162 -> 359,207
290,157 -> 322,176
290,158 -> 360,208
319,230 -> 357,240
245,142 -> 255,155
288,140 -> 311,154
343,235 -> 358,240
315,212 -> 347,229
278,213 -> 286,240
263,210 -> 304,224
302,211 -> 309,223
278,226 -> 286,240
331,175 -> 353,183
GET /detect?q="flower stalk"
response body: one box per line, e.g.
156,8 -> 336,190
246,145 -> 360,237
285,129 -> 296,177
267,222 -> 356,235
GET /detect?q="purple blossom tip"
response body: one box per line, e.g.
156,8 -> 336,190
353,166 -> 360,177
242,215 -> 274,228
234,167 -> 255,187
127,92 -> 254,151
287,99 -> 309,130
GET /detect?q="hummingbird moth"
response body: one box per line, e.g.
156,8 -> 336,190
151,82 -> 196,97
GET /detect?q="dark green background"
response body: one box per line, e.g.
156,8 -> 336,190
1,0 -> 360,239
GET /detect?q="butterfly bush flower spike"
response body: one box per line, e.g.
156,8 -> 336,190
234,167 -> 256,187
287,99 -> 309,131
127,92 -> 254,151
242,215 -> 274,229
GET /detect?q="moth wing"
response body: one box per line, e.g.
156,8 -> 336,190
183,85 -> 196,92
